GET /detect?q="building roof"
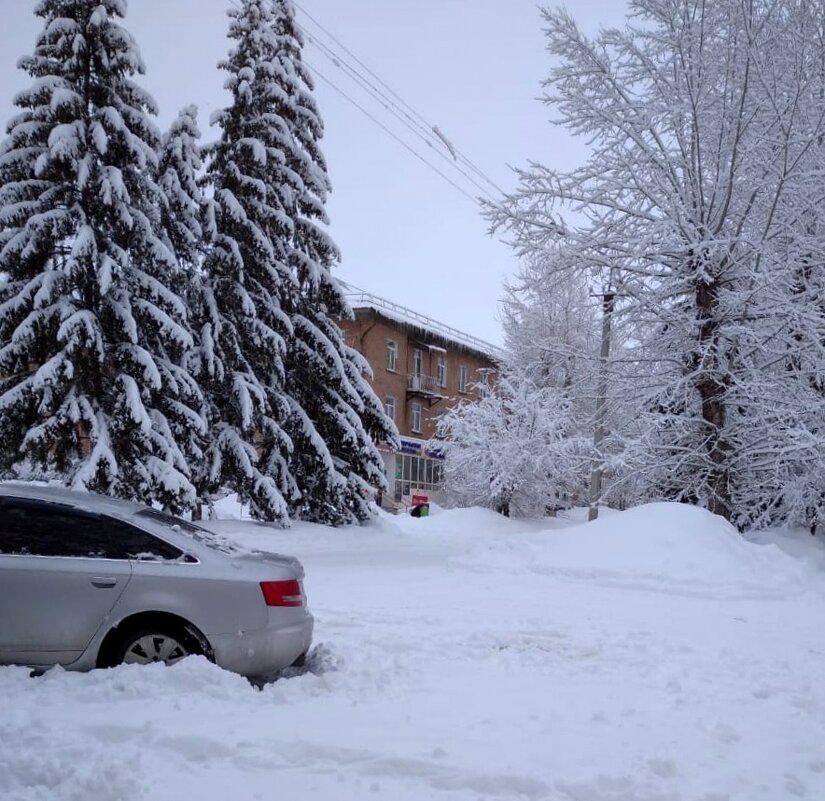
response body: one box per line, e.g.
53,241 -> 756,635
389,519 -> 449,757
341,283 -> 504,362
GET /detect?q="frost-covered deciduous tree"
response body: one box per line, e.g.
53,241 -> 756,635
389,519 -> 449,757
0,0 -> 205,512
502,255 -> 600,427
726,1 -> 825,530
489,0 -> 825,526
501,254 -> 631,512
438,367 -> 583,517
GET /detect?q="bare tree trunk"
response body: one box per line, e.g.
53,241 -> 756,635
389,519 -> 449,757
695,278 -> 732,520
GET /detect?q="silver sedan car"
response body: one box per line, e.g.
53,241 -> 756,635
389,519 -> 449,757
0,484 -> 313,678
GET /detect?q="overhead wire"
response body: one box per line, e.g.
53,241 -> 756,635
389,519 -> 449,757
291,0 -> 505,196
223,0 -> 499,205
300,31 -> 497,201
305,62 -> 480,204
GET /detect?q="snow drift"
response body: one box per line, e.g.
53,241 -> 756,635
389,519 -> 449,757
458,502 -> 810,596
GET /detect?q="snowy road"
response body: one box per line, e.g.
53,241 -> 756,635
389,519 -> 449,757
2,505 -> 825,801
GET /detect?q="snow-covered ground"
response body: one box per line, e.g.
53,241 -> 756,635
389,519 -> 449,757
3,503 -> 825,801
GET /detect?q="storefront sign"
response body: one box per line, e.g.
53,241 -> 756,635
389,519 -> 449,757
398,438 -> 445,460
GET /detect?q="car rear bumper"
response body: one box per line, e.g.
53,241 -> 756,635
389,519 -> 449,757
209,612 -> 314,677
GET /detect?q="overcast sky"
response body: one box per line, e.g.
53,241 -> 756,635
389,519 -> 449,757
0,0 -> 629,345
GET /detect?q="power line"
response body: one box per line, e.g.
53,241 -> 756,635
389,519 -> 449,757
302,27 -> 466,162
222,0 -> 502,203
285,2 -> 498,200
302,33 -> 497,201
305,61 -> 481,204
224,0 -> 487,205
291,0 -> 505,196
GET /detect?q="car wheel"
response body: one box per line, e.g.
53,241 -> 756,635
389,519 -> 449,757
113,624 -> 204,667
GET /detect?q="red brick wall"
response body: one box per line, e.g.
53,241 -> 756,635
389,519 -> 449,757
339,312 -> 498,441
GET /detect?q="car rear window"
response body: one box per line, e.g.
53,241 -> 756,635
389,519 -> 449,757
135,509 -> 239,554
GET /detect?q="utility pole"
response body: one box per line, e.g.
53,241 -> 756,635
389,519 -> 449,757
588,288 -> 614,522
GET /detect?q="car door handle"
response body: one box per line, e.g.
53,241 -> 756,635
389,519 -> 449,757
91,576 -> 118,588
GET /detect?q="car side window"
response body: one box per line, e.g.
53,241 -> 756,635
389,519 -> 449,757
106,519 -> 185,561
0,503 -> 104,557
0,502 -> 183,561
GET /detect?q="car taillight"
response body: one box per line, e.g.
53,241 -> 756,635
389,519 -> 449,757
260,580 -> 304,607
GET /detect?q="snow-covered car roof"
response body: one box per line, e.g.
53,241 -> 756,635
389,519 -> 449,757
0,482 -> 147,515
0,483 -> 239,556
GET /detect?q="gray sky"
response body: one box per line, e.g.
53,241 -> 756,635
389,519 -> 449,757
0,0 -> 629,345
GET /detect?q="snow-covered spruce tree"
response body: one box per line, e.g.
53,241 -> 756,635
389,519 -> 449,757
193,0 -> 297,521
260,0 -> 396,524
199,0 -> 395,523
284,314 -> 399,524
437,365 -> 582,517
156,105 -> 204,293
489,0 -> 825,525
154,104 -> 211,502
0,0 -> 205,512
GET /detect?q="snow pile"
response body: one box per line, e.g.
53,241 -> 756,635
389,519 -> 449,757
746,524 -> 825,574
0,656 -> 343,801
393,504 -> 539,537
458,502 -> 811,596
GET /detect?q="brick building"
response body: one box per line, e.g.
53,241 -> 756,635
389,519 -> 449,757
338,287 -> 501,507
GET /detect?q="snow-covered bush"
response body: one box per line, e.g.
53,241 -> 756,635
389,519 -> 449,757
437,367 -> 585,517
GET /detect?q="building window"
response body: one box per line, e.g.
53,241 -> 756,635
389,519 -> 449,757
411,400 -> 422,433
413,348 -> 423,377
385,396 -> 396,422
459,365 -> 468,393
477,370 -> 490,398
395,454 -> 444,499
386,340 -> 397,372
437,357 -> 447,387
433,408 -> 449,438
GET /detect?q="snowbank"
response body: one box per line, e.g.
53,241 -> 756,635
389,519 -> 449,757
746,524 -> 825,574
458,502 -> 811,596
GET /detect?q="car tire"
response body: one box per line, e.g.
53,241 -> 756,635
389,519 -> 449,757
112,623 -> 205,668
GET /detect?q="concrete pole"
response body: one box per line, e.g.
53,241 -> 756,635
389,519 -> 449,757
588,290 -> 614,522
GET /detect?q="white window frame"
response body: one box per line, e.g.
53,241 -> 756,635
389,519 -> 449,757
386,340 -> 398,372
413,348 -> 423,377
411,401 -> 422,433
385,396 -> 396,422
477,370 -> 490,398
437,357 -> 447,387
459,365 -> 468,393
